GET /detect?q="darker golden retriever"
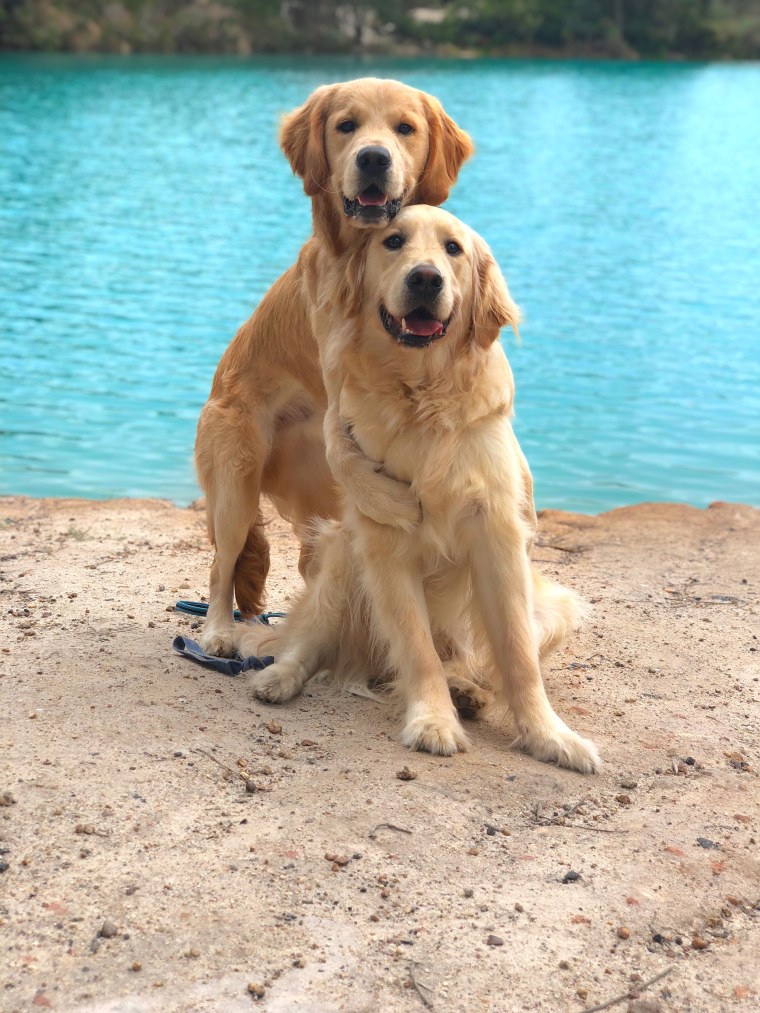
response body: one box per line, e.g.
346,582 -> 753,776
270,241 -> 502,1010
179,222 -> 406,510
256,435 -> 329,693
195,78 -> 473,656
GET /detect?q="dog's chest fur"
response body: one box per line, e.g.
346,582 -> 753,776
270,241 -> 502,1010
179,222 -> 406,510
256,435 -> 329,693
341,345 -> 517,552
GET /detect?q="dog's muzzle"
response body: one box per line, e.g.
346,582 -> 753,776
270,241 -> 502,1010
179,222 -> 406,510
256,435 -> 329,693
380,304 -> 452,349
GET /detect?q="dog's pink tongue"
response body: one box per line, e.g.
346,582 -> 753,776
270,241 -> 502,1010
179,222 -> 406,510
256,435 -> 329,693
357,188 -> 387,207
406,318 -> 443,337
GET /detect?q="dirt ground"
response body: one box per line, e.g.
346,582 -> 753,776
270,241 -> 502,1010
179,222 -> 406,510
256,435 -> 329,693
1,495 -> 758,1013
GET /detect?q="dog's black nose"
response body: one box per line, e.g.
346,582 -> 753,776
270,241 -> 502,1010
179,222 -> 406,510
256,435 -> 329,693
356,145 -> 392,176
406,264 -> 444,296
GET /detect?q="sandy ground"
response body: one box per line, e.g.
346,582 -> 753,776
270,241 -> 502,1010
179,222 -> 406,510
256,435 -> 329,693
1,495 -> 758,1013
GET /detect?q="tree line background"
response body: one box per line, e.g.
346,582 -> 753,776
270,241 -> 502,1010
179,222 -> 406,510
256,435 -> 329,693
1,1 -> 759,58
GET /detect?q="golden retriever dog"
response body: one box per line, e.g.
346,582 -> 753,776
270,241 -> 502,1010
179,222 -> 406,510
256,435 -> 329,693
233,206 -> 601,773
195,79 -> 473,656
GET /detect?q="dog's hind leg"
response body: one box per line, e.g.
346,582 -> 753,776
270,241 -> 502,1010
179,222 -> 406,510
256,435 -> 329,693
248,522 -> 347,704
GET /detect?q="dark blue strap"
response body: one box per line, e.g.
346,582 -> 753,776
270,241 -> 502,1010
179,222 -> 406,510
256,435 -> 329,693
172,635 -> 274,677
174,600 -> 287,624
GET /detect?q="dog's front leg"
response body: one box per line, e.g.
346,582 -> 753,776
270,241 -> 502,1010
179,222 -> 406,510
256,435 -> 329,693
355,520 -> 468,755
469,521 -> 600,773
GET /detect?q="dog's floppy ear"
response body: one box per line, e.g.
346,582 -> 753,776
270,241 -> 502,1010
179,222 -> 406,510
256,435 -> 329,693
470,235 -> 521,349
280,84 -> 336,198
415,94 -> 474,206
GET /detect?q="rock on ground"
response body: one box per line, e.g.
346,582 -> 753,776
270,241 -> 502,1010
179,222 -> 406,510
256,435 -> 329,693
0,496 -> 758,1012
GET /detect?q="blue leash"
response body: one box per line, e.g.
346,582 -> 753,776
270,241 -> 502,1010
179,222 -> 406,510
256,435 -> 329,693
174,600 -> 287,624
172,600 -> 286,676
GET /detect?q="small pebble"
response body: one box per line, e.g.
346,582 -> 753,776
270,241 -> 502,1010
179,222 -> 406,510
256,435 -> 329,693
620,778 -> 638,790
514,902 -> 524,913
615,794 -> 632,806
0,861 -> 9,874
697,837 -> 719,849
463,887 -> 474,898
617,926 -> 630,939
131,961 -> 142,972
247,982 -> 265,999
266,721 -> 282,735
562,870 -> 581,884
559,959 -> 570,969
396,766 -> 417,781
186,947 -> 201,958
0,791 -> 17,806
99,920 -> 118,939
691,937 -> 709,950
245,780 -> 258,794
486,934 -> 503,947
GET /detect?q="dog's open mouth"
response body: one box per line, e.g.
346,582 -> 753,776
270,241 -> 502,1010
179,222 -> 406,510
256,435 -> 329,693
380,304 -> 451,349
344,188 -> 402,220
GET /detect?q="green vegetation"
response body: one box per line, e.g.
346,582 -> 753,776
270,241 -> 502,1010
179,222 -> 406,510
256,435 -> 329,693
1,0 -> 758,58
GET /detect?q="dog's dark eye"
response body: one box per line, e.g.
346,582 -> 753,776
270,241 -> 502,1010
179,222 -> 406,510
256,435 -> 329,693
383,234 -> 405,251
337,120 -> 356,134
445,240 -> 462,256
396,122 -> 414,136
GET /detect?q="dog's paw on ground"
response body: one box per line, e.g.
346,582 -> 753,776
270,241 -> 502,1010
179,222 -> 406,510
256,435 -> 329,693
199,626 -> 240,658
248,661 -> 306,703
402,707 -> 469,756
516,721 -> 601,774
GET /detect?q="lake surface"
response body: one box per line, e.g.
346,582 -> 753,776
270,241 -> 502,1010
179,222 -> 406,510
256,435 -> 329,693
2,55 -> 759,512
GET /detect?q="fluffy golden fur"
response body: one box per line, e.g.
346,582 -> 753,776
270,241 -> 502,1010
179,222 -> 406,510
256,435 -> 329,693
233,206 -> 601,772
195,78 -> 473,657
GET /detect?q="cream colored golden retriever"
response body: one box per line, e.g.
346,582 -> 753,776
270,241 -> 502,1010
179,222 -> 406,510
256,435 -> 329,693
195,79 -> 473,657
234,206 -> 601,773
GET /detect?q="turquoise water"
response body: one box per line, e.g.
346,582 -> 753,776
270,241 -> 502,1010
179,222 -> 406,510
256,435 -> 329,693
1,55 -> 759,512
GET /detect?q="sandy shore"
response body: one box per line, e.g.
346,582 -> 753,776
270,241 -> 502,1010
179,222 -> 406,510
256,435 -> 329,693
1,495 -> 758,1012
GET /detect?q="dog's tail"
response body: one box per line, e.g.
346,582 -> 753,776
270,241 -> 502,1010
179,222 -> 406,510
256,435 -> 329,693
234,514 -> 271,618
532,569 -> 587,658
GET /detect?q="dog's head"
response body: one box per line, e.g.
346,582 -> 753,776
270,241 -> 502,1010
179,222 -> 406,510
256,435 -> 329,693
280,78 -> 473,248
341,205 -> 519,357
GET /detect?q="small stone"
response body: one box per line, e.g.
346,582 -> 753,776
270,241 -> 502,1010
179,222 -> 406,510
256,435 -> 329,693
514,902 -> 524,912
99,919 -> 118,938
266,721 -> 282,735
0,792 -> 16,806
691,936 -> 709,950
467,847 -> 479,856
486,934 -> 504,947
380,888 -> 390,899
186,947 -> 201,958
615,794 -> 632,806
620,778 -> 638,790
300,739 -> 316,747
0,861 -> 9,873
75,823 -> 97,835
559,959 -> 570,969
696,837 -> 719,849
131,961 -> 142,972
396,766 -> 417,781
576,989 -> 588,1000
562,870 -> 581,884
463,887 -> 474,898
292,957 -> 305,968
245,780 -> 258,794
617,926 -> 630,939
247,982 -> 265,999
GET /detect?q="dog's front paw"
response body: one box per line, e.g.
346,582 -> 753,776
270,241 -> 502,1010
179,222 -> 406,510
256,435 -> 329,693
248,662 -> 305,703
516,717 -> 601,774
199,625 -> 240,658
401,705 -> 469,756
